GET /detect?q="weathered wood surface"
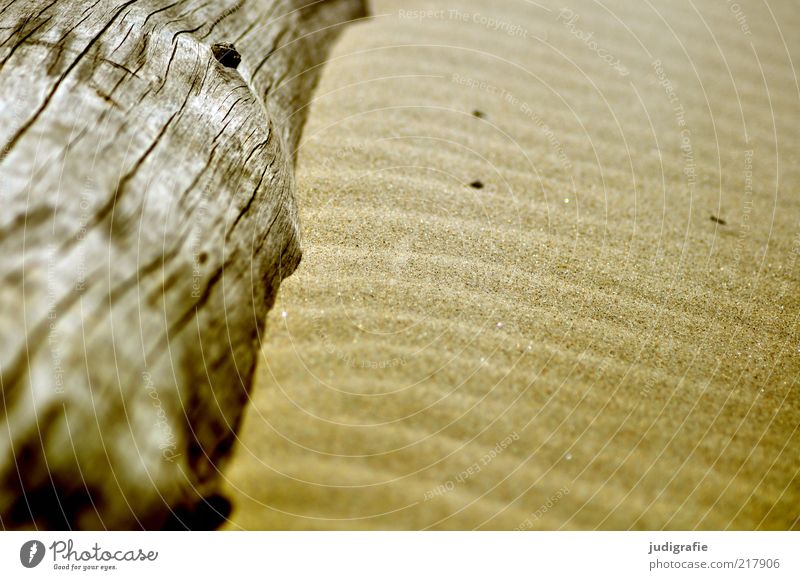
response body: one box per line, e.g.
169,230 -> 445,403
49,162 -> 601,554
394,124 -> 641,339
0,0 -> 365,529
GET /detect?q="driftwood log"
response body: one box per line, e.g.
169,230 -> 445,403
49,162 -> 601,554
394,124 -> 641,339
0,0 -> 365,529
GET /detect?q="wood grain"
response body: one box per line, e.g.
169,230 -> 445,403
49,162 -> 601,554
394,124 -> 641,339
0,0 -> 365,529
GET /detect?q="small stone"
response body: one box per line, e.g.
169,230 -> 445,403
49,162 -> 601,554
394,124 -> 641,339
470,180 -> 484,189
211,43 -> 241,69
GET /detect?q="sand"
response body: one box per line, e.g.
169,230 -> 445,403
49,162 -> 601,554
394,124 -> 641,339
221,0 -> 800,530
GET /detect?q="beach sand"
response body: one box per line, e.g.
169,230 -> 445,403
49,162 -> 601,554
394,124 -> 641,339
222,0 -> 800,529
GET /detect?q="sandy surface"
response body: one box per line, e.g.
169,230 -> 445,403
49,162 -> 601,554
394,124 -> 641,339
222,0 -> 800,529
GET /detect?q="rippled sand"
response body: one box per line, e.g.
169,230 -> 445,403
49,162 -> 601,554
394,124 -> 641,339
223,0 -> 800,529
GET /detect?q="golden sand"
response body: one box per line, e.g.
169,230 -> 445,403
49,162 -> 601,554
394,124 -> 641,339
223,0 -> 800,529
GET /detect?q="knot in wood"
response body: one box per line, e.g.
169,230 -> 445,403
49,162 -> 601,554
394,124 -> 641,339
211,43 -> 241,69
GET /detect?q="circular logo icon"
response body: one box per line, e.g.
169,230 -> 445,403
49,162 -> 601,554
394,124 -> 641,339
20,540 -> 46,568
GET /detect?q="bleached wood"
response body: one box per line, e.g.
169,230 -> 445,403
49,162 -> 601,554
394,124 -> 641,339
0,0 -> 364,529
